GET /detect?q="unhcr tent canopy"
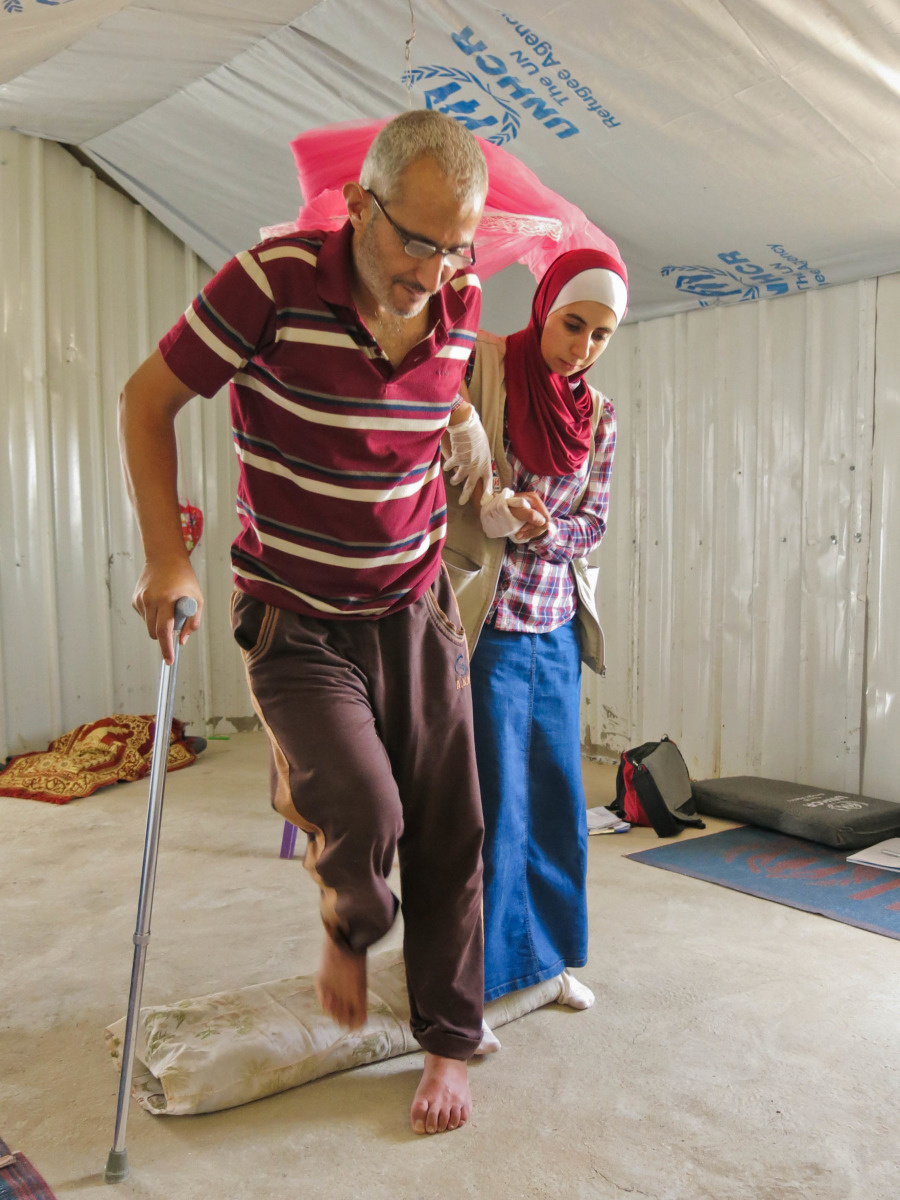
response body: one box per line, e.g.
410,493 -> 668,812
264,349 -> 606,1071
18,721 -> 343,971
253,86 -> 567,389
1,0 -> 899,322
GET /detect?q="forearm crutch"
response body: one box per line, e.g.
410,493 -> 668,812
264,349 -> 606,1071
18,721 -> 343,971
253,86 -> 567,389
105,596 -> 198,1184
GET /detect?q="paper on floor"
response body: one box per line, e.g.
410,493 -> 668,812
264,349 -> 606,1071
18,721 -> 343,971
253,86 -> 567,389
586,805 -> 630,834
846,838 -> 900,872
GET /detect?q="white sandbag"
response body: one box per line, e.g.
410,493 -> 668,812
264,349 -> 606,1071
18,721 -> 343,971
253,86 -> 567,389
104,948 -> 563,1115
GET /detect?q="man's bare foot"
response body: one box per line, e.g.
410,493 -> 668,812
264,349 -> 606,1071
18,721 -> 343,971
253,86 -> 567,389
315,936 -> 367,1029
410,1053 -> 471,1134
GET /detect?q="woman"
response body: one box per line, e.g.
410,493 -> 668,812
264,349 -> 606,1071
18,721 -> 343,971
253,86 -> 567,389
443,247 -> 627,1010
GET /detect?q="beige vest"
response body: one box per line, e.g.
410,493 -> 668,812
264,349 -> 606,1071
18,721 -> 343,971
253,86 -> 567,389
442,331 -> 607,675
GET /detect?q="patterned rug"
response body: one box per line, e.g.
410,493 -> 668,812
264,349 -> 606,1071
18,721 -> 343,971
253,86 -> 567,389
627,826 -> 900,939
0,714 -> 200,804
0,1138 -> 57,1200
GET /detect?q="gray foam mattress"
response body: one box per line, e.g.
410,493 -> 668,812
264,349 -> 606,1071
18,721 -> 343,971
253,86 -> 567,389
691,776 -> 900,850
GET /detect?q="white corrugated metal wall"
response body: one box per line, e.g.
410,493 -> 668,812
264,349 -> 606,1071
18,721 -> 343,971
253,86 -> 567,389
863,272 -> 900,802
584,274 -> 900,801
2,132 -> 897,804
0,132 -> 252,761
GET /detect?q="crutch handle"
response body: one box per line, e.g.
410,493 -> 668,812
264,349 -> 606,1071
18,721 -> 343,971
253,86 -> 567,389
173,595 -> 198,631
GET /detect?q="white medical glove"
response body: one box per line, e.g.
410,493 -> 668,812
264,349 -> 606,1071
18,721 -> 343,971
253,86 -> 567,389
442,406 -> 494,505
479,488 -> 543,539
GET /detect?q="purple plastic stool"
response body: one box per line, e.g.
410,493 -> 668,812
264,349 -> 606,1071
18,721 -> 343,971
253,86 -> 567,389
279,820 -> 298,859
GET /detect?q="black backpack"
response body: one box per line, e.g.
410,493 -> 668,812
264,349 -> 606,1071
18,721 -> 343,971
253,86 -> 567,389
612,737 -> 706,838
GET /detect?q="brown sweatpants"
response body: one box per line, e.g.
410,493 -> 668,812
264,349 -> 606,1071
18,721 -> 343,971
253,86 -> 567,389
231,567 -> 485,1061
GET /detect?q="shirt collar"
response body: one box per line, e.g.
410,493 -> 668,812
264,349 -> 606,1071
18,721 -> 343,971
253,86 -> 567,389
315,220 -> 356,312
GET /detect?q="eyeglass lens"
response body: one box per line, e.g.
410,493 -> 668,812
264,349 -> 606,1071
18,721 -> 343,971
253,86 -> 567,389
404,241 -> 473,269
368,190 -> 474,269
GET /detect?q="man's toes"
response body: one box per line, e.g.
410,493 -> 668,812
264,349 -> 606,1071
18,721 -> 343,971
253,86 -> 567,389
411,1099 -> 429,1135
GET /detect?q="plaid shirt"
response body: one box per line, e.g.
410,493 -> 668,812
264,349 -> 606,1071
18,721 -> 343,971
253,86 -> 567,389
487,396 -> 616,632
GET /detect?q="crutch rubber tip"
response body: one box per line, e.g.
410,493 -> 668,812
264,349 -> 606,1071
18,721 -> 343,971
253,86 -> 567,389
104,1148 -> 129,1183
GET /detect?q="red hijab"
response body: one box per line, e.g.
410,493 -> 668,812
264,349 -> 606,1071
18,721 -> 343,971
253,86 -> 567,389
505,248 -> 627,477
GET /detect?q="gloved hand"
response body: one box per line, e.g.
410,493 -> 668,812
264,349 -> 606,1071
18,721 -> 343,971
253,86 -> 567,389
480,489 -> 545,539
442,407 -> 494,505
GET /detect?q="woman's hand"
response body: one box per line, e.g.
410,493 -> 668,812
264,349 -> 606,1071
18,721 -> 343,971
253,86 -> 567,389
479,489 -> 551,541
510,491 -> 553,542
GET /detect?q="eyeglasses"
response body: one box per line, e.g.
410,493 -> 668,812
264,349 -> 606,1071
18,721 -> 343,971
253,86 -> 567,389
365,189 -> 476,271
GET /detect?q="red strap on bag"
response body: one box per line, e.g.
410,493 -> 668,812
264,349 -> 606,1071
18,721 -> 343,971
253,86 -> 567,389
619,755 -> 652,826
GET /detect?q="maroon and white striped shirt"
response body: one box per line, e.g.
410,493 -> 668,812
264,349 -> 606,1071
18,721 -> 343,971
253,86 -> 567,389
160,222 -> 481,618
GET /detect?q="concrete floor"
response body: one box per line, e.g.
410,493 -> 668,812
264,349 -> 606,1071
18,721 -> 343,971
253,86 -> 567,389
1,730 -> 897,1200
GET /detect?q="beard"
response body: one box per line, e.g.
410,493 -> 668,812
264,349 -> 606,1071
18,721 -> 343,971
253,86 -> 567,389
355,220 -> 432,319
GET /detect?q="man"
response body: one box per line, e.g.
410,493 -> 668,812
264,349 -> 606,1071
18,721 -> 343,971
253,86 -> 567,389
119,110 -> 492,1134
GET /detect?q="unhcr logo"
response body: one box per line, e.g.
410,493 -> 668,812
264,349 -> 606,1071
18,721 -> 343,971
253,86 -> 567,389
404,24 -> 586,146
2,0 -> 78,12
661,264 -> 759,305
663,248 -> 828,306
405,65 -> 522,145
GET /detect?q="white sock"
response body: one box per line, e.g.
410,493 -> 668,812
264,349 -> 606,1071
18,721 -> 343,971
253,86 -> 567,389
555,971 -> 595,1010
473,1018 -> 502,1055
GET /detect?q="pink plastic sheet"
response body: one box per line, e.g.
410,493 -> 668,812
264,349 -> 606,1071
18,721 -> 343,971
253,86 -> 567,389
262,118 -> 621,282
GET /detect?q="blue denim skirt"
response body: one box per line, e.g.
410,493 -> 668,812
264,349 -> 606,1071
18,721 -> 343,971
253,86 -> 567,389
471,618 -> 588,1002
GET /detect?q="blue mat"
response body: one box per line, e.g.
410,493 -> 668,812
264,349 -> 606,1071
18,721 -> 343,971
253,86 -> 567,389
627,826 -> 900,939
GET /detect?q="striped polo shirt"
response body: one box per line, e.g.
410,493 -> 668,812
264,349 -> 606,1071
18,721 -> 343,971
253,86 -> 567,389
160,222 -> 481,619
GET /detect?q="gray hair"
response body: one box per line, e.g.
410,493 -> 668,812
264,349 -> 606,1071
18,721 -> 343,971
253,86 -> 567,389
360,110 -> 488,206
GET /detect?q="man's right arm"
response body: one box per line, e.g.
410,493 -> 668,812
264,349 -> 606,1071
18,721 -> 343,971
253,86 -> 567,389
118,348 -> 202,663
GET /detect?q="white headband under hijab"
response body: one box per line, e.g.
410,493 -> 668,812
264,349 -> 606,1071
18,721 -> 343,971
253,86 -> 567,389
547,267 -> 628,325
